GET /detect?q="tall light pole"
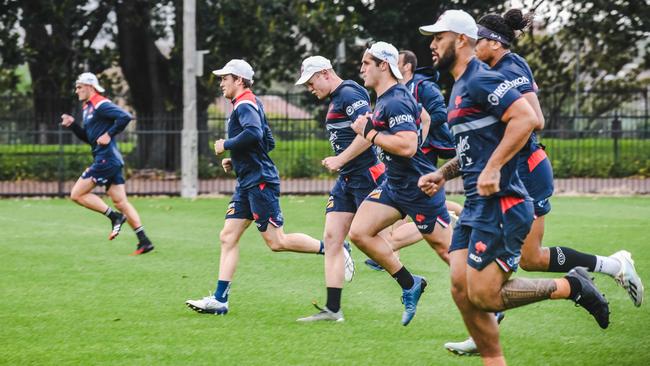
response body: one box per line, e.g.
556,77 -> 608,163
181,0 -> 198,197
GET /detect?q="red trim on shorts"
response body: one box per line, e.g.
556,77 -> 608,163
421,146 -> 433,154
436,216 -> 449,228
499,196 -> 524,214
527,148 -> 548,172
369,163 -> 385,183
495,258 -> 511,272
259,182 -> 266,190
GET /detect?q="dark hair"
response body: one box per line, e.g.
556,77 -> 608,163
368,53 -> 384,67
233,75 -> 253,88
478,9 -> 532,47
399,50 -> 418,72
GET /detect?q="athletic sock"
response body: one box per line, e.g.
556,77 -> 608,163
391,266 -> 414,290
214,280 -> 231,303
134,226 -> 149,243
317,240 -> 325,255
565,274 -> 582,300
104,207 -> 120,222
326,287 -> 342,313
594,255 -> 622,277
548,246 -> 597,272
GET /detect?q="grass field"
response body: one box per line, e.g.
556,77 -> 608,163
1,196 -> 649,365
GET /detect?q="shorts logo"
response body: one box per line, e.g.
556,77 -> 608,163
415,214 -> 425,223
469,253 -> 483,263
416,224 -> 429,230
253,212 -> 260,220
369,188 -> 382,199
556,247 -> 566,265
454,95 -> 462,108
475,241 -> 487,254
326,196 -> 334,209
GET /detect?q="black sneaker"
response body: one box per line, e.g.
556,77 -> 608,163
109,214 -> 127,240
566,267 -> 610,329
131,241 -> 154,255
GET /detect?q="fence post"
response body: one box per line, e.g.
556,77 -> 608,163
612,110 -> 621,165
57,123 -> 65,197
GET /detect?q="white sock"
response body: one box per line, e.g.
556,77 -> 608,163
594,255 -> 621,277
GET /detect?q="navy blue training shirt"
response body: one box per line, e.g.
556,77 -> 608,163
492,52 -> 541,156
224,90 -> 280,189
326,80 -> 380,175
371,83 -> 436,190
447,58 -> 528,199
405,67 -> 455,154
69,94 -> 131,165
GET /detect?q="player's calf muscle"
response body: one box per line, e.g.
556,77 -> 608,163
500,277 -> 557,310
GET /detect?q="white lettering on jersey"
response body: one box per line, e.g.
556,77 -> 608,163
389,114 -> 414,128
487,76 -> 529,105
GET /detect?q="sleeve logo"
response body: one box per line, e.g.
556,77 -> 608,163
346,100 -> 369,116
487,76 -> 529,105
388,114 -> 414,128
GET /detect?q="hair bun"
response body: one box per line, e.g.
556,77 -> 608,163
504,9 -> 530,31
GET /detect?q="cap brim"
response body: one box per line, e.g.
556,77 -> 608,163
295,70 -> 316,85
389,64 -> 403,80
212,68 -> 230,76
419,23 -> 449,35
95,85 -> 105,93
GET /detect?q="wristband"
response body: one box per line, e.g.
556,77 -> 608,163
363,117 -> 375,137
370,131 -> 379,144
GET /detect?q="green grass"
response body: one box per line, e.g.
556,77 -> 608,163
1,196 -> 649,365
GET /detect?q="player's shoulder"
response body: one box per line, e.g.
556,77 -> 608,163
337,80 -> 369,99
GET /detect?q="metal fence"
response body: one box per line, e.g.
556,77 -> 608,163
1,90 -> 649,196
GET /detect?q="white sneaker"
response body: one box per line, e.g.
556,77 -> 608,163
185,296 -> 229,314
448,210 -> 459,229
611,250 -> 644,307
297,304 -> 344,322
444,337 -> 478,356
343,241 -> 355,282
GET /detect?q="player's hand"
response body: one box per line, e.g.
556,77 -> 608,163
60,114 -> 74,127
214,139 -> 226,155
96,132 -> 111,146
322,156 -> 343,173
477,167 -> 501,196
418,171 -> 445,196
351,112 -> 372,136
221,158 -> 232,173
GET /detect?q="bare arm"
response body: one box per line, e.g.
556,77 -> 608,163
420,107 -> 431,144
477,98 -> 537,196
350,113 -> 417,157
322,135 -> 372,172
523,92 -> 544,130
418,157 -> 460,196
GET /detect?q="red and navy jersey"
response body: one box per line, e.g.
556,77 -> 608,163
70,94 -> 131,165
447,58 -> 528,200
226,90 -> 280,189
405,67 -> 456,156
492,52 -> 541,156
371,83 -> 436,191
326,80 -> 379,176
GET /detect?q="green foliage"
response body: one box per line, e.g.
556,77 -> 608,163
1,196 -> 650,365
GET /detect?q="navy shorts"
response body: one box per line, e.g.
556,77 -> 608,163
225,182 -> 284,232
81,160 -> 125,187
519,148 -> 554,217
450,196 -> 534,272
364,180 -> 450,234
326,163 -> 385,214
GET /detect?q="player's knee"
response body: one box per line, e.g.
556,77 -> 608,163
113,199 -> 128,212
467,286 -> 500,312
322,232 -> 343,249
265,238 -> 286,252
348,227 -> 367,247
69,191 -> 81,202
219,230 -> 238,249
450,278 -> 467,304
519,253 -> 546,271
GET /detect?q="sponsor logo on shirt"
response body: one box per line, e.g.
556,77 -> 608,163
457,135 -> 473,167
487,76 -> 529,105
389,114 -> 414,128
346,100 -> 369,116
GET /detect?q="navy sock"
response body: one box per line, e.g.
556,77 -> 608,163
391,266 -> 414,290
104,207 -> 120,222
317,240 -> 325,255
548,247 -> 597,272
214,280 -> 231,303
134,226 -> 149,243
326,287 -> 342,313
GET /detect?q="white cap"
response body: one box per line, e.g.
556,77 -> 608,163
75,72 -> 105,93
295,56 -> 333,85
419,10 -> 478,40
365,41 -> 403,80
212,59 -> 255,80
